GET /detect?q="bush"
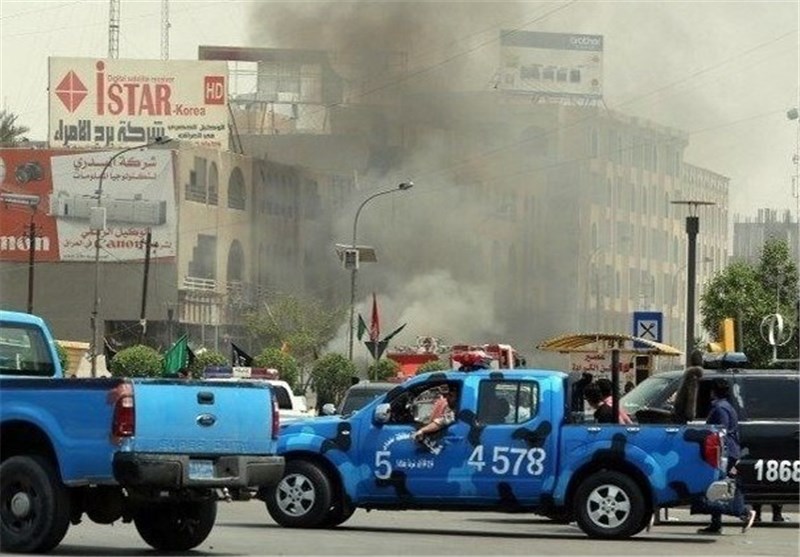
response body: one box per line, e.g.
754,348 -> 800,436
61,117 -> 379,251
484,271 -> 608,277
367,358 -> 400,381
253,348 -> 300,392
187,348 -> 228,379
109,345 -> 162,378
310,353 -> 355,412
416,358 -> 448,374
54,342 -> 69,372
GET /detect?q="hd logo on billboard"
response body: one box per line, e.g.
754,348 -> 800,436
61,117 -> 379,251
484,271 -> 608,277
49,57 -> 229,149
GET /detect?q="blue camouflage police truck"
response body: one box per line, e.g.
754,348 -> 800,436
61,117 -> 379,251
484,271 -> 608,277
264,369 -> 727,539
0,310 -> 284,553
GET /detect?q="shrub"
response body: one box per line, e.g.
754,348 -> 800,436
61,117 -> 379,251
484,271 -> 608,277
187,348 -> 228,379
416,358 -> 448,374
367,358 -> 400,381
54,342 -> 69,372
310,353 -> 355,411
109,345 -> 162,378
253,348 -> 300,392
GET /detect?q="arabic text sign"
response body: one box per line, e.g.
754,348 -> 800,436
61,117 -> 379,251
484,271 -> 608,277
50,150 -> 176,261
48,57 -> 228,149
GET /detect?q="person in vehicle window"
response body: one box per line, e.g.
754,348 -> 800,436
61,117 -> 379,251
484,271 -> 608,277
413,384 -> 458,440
583,383 -> 614,423
695,378 -> 756,535
595,377 -> 633,424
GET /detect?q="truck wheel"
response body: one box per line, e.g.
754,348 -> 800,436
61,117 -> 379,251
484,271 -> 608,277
266,460 -> 332,528
133,499 -> 216,551
321,498 -> 356,528
0,455 -> 71,553
574,471 -> 645,539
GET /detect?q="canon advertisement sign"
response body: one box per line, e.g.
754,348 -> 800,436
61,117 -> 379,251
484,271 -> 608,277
48,57 -> 228,149
498,30 -> 603,99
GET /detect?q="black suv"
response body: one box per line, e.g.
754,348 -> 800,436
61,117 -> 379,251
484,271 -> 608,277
621,362 -> 799,506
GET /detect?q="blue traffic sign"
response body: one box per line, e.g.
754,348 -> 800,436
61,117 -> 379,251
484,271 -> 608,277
633,311 -> 663,349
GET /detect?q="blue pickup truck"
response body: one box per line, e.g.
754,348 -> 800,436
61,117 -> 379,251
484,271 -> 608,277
265,369 -> 727,539
0,310 -> 284,553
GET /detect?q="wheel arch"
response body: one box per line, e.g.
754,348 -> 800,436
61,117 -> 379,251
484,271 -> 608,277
565,457 -> 654,516
282,451 -> 349,506
1,420 -> 60,478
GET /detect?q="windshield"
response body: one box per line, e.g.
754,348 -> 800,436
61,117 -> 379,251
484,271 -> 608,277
340,389 -> 388,415
621,375 -> 680,413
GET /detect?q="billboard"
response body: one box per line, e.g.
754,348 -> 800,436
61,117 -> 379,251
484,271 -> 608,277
497,30 -> 603,99
0,148 -> 176,262
48,57 -> 228,149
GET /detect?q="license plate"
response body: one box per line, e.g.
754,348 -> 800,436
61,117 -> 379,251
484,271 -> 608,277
188,460 -> 214,480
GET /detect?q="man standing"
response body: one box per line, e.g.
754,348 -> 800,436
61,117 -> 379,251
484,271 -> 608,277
696,378 -> 756,534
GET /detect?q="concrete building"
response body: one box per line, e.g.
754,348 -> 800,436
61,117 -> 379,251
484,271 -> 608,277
733,208 -> 798,264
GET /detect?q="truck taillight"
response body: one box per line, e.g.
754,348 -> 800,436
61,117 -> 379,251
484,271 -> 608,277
111,384 -> 135,438
271,395 -> 280,440
703,432 -> 722,468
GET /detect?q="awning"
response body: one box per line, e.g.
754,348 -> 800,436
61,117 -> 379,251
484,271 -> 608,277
536,332 -> 682,356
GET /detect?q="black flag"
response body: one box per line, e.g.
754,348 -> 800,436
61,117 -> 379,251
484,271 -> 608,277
231,342 -> 253,367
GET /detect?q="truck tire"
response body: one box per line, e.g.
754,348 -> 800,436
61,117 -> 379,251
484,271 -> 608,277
321,499 -> 356,528
133,499 -> 217,551
0,455 -> 71,554
574,470 -> 645,539
266,460 -> 332,528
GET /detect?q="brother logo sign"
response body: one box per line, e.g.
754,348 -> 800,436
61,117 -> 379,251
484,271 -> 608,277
569,35 -> 603,50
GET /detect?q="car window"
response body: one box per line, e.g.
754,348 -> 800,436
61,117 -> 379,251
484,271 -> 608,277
341,389 -> 388,414
740,376 -> 799,420
620,375 -> 679,412
272,385 -> 293,410
0,323 -> 54,377
477,380 -> 538,424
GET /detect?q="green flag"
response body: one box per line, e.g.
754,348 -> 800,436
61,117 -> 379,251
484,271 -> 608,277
382,323 -> 407,343
163,334 -> 189,376
357,314 -> 368,341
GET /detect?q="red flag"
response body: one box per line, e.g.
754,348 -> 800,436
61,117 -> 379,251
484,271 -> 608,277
370,292 -> 380,342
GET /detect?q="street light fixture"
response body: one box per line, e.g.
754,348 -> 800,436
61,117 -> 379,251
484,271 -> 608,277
0,193 -> 40,314
89,137 -> 172,377
671,199 -> 715,361
344,181 -> 413,361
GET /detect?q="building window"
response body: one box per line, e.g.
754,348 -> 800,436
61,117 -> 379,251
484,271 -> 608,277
228,167 -> 246,210
185,157 -> 207,203
208,162 -> 219,206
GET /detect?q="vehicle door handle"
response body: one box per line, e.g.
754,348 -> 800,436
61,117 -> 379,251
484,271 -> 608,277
197,391 -> 214,405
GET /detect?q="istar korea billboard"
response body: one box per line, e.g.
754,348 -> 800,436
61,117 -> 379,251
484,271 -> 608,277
497,30 -> 603,99
48,57 -> 228,149
0,148 -> 176,262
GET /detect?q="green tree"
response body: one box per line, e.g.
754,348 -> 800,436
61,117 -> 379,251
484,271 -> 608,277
701,238 -> 798,367
244,292 -> 345,368
367,358 -> 400,381
0,110 -> 29,146
109,345 -> 162,377
187,348 -> 228,378
253,348 -> 300,392
416,358 -> 448,374
309,353 -> 355,412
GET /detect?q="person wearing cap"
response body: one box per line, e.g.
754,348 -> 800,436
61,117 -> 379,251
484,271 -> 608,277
413,384 -> 458,440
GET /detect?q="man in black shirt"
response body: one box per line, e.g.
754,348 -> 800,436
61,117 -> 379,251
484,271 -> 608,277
584,383 -> 614,423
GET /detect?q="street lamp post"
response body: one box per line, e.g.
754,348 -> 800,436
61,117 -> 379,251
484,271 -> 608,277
346,182 -> 413,361
89,137 -> 171,377
671,200 -> 715,361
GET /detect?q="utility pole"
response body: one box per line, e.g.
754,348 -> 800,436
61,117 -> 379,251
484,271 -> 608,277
108,0 -> 120,59
139,229 -> 153,344
671,199 -> 716,361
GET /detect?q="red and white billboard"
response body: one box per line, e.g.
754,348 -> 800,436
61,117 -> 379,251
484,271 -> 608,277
48,57 -> 228,149
0,148 -> 176,262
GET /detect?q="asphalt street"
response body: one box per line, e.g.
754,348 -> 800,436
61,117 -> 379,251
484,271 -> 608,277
51,501 -> 798,556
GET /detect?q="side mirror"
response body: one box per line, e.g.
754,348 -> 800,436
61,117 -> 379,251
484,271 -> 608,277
321,403 -> 337,416
374,402 -> 391,424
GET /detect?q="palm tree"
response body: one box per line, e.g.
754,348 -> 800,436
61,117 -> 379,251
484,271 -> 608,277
0,110 -> 30,146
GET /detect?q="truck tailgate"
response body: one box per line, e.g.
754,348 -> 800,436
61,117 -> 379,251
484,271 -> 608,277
127,379 -> 274,455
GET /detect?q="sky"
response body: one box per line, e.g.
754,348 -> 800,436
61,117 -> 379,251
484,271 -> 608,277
1,0 -> 799,357
1,0 -> 798,219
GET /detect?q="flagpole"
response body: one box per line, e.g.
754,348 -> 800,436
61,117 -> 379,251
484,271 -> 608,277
347,182 -> 414,361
